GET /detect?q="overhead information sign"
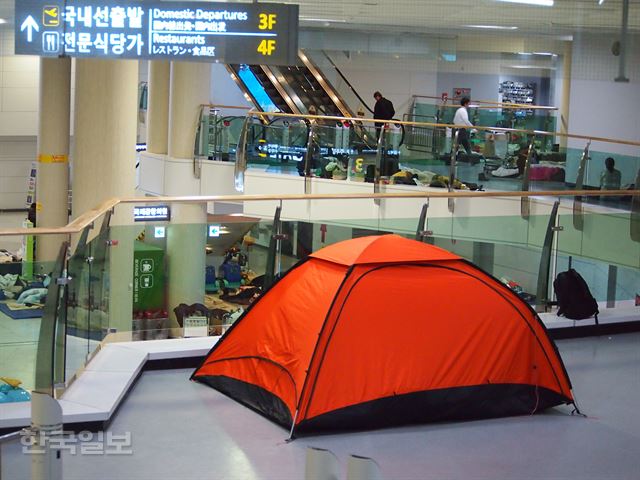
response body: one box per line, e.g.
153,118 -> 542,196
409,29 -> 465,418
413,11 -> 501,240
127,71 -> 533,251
15,1 -> 299,65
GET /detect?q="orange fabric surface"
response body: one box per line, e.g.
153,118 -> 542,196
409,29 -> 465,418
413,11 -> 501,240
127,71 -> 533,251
299,262 -> 572,422
193,259 -> 347,416
311,235 -> 460,266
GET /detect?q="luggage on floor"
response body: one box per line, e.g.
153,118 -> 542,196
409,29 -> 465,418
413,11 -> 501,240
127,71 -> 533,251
553,269 -> 599,323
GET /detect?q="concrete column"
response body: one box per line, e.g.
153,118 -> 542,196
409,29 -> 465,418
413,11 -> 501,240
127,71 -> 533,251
73,58 -> 138,333
164,61 -> 210,326
168,61 -> 210,160
36,57 -> 71,265
166,203 -> 207,328
146,60 -> 170,154
559,41 -> 572,151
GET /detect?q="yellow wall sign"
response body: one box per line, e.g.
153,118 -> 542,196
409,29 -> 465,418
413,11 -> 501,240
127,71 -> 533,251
38,154 -> 68,164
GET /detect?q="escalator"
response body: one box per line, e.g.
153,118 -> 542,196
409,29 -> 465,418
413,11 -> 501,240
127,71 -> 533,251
227,50 -> 406,187
227,50 -> 357,117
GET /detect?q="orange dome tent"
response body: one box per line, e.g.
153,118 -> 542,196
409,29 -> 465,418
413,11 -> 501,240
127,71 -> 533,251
192,235 -> 574,436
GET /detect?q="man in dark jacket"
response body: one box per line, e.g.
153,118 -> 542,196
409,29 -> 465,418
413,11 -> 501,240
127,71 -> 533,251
373,91 -> 395,142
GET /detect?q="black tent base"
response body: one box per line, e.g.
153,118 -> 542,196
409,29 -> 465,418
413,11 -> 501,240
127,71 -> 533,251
194,376 -> 571,437
295,384 -> 570,435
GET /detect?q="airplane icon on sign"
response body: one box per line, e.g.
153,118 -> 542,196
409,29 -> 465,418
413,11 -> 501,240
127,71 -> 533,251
43,6 -> 60,27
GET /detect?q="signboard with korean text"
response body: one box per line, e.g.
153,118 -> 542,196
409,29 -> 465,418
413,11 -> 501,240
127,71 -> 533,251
15,1 -> 299,65
133,205 -> 170,222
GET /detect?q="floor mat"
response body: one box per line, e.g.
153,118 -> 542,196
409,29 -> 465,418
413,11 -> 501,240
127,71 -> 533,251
0,302 -> 43,319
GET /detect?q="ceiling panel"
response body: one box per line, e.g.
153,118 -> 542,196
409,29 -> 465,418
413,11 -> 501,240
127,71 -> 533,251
0,0 -> 638,35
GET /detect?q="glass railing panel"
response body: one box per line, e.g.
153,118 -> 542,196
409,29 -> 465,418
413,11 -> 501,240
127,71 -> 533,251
555,199 -> 640,307
64,228 -> 94,382
0,256 -> 58,393
206,114 -> 246,161
245,118 -> 309,175
91,203 -> 292,341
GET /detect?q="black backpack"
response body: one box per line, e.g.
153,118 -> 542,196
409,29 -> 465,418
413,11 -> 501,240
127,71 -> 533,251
553,269 -> 599,324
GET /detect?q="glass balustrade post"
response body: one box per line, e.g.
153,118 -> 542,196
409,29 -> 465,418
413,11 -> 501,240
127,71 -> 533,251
264,205 -> 283,290
521,135 -> 537,219
448,130 -> 460,214
535,201 -> 560,313
234,113 -> 252,192
572,140 -> 591,231
303,122 -> 316,195
631,168 -> 640,242
373,121 -> 388,206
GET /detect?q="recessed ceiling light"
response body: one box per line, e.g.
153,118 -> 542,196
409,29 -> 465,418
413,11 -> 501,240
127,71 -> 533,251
496,0 -> 554,6
0,18 -> 7,24
464,25 -> 519,30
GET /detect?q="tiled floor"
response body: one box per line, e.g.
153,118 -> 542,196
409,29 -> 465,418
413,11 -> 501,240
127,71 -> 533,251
5,333 -> 638,480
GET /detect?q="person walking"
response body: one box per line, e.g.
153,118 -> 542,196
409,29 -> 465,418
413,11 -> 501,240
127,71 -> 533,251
452,97 -> 474,156
373,91 -> 395,142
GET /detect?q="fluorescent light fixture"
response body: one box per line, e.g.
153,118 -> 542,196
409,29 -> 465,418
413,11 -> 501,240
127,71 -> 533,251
496,0 -> 554,6
598,0 -> 606,4
300,17 -> 347,23
464,25 -> 519,30
510,65 -> 557,70
0,18 -> 7,24
518,52 -> 557,57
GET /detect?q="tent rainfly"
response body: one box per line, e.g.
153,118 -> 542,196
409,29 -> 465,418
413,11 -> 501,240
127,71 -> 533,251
192,235 -> 575,436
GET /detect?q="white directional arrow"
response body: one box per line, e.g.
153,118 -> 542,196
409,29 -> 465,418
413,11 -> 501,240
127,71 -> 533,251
21,15 -> 39,43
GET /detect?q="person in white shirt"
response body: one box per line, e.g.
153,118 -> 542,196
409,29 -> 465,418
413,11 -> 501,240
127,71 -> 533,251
452,97 -> 474,156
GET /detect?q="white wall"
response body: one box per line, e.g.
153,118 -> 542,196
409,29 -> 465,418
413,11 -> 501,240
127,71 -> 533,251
0,29 -> 39,137
0,29 -> 39,209
210,63 -> 252,115
566,32 -> 640,186
319,51 -> 438,117
0,138 -> 36,209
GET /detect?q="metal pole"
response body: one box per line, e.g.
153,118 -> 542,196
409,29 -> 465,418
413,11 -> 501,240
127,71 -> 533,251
615,0 -> 630,83
607,265 -> 618,309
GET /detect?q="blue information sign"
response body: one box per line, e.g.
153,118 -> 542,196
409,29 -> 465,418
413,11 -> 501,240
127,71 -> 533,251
14,1 -> 299,65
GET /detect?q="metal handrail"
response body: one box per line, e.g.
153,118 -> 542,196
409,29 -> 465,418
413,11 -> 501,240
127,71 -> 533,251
243,110 -> 640,147
1,190 -> 638,237
0,431 -> 22,443
201,103 -> 251,111
410,94 -> 559,110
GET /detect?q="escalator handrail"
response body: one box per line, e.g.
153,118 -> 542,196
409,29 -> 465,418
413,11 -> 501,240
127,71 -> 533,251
321,50 -> 375,115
